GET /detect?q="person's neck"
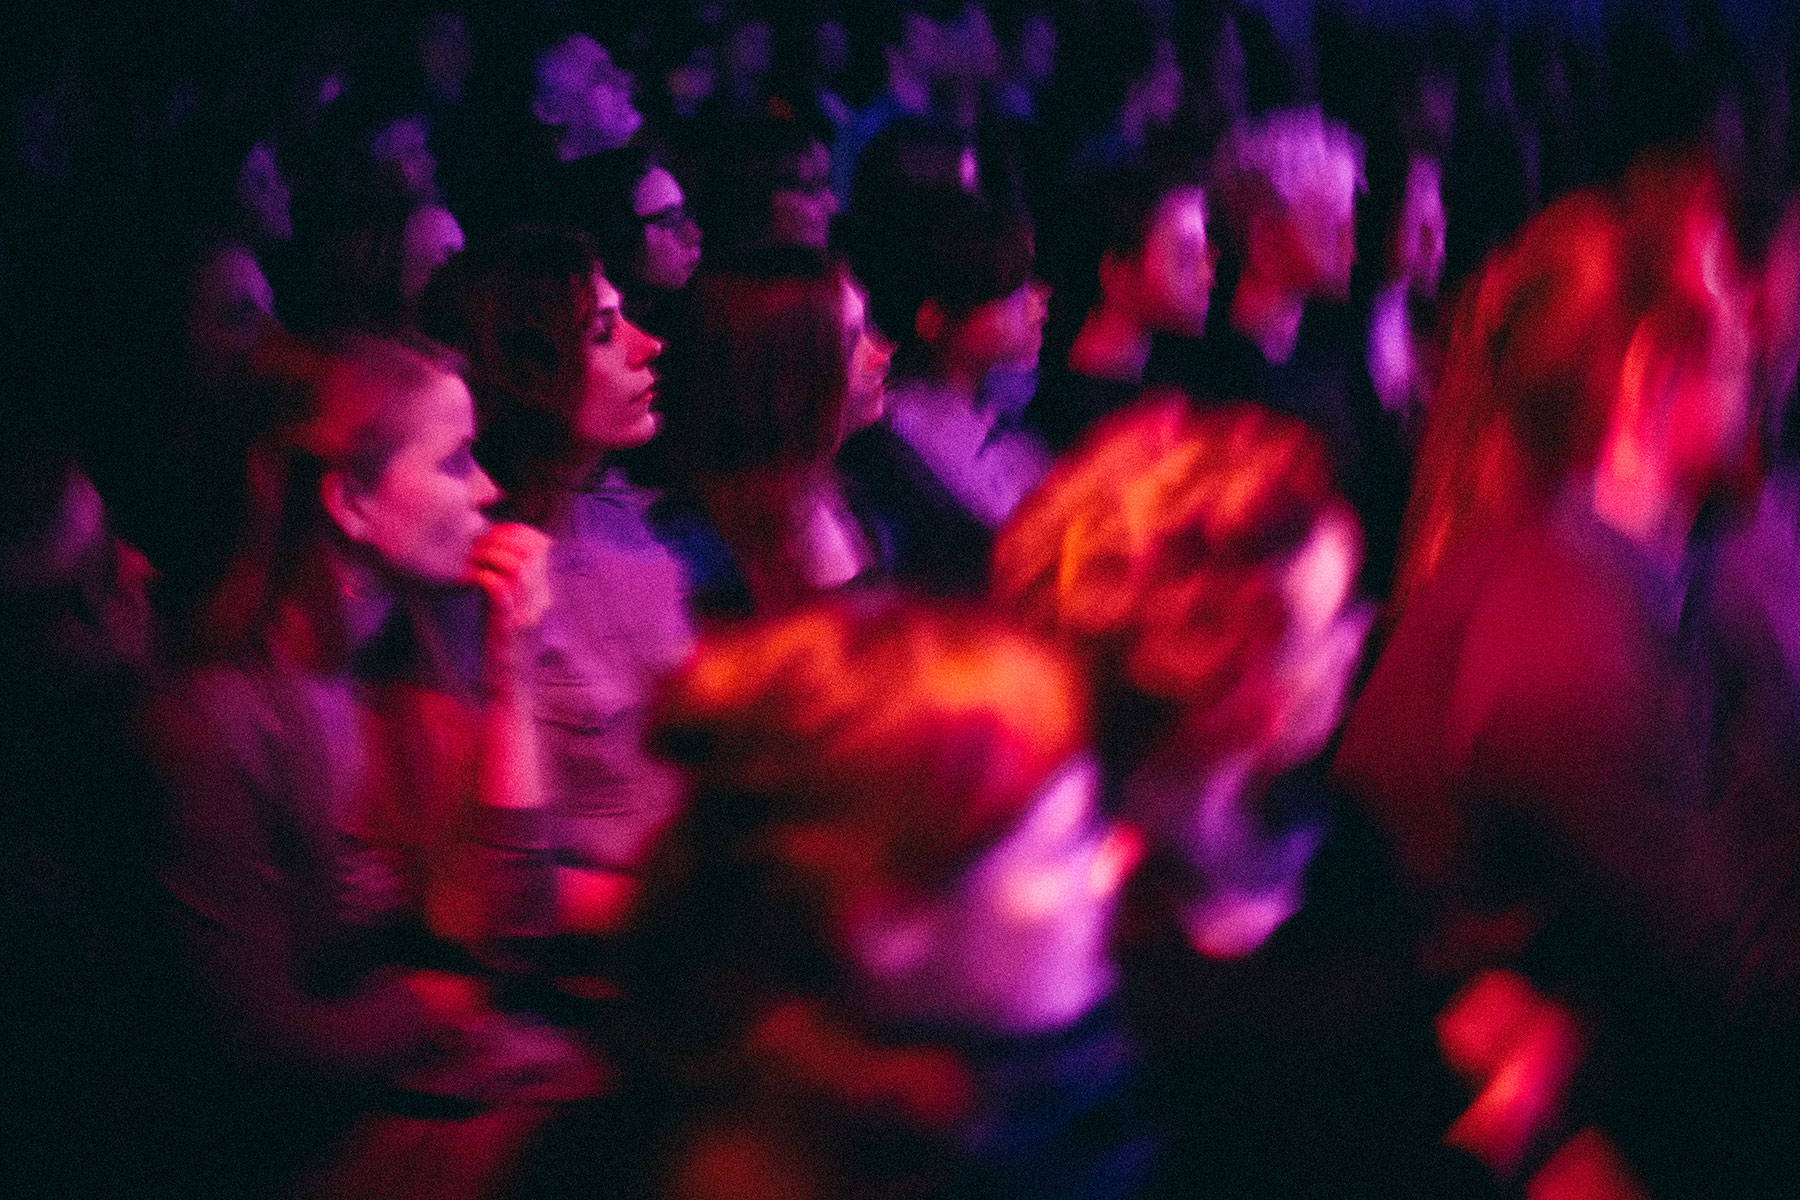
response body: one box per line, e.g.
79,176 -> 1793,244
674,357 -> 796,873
274,542 -> 396,674
553,126 -> 615,163
926,357 -> 988,408
1068,303 -> 1151,384
333,550 -> 398,653
514,450 -> 606,531
1230,269 -> 1306,366
1116,95 -> 1149,151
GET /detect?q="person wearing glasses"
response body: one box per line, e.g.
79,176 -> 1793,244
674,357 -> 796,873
543,143 -> 703,338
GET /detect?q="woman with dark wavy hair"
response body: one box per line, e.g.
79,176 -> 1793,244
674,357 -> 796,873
421,226 -> 694,936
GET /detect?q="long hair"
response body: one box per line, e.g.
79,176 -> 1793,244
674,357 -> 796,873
417,226 -> 600,520
1390,187 -> 1629,618
658,249 -> 861,612
661,250 -> 852,478
201,332 -> 463,662
993,394 -> 1352,768
1392,150 -> 1742,619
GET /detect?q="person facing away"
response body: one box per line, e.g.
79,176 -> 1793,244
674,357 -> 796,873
629,597 -> 1157,1200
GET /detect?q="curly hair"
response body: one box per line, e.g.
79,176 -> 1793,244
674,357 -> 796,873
992,394 -> 1352,760
650,597 -> 1089,892
630,597 -> 1092,1083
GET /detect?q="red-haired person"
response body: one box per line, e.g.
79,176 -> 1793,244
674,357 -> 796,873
1336,156 -> 1800,1197
653,246 -> 892,617
146,335 -> 604,1196
631,598 -> 1153,1200
420,227 -> 693,938
992,397 -> 1506,1199
994,395 -> 1372,962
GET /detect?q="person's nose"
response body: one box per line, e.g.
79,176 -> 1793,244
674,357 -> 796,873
629,320 -> 665,367
473,465 -> 502,510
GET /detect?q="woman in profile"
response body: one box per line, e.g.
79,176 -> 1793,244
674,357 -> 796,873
147,334 -> 602,1198
630,598 -> 1154,1200
654,246 -> 891,617
421,225 -> 694,939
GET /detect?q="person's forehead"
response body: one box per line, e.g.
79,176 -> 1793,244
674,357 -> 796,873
541,34 -> 603,88
592,272 -> 622,311
402,372 -> 477,447
633,166 -> 683,214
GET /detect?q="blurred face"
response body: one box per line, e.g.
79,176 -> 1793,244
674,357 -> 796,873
1131,186 -> 1214,337
841,278 -> 893,436
1018,12 -> 1057,85
724,19 -> 773,85
341,372 -> 499,586
538,34 -> 641,152
1137,38 -> 1184,128
369,115 -> 437,201
1395,157 -> 1446,300
769,140 -> 837,251
850,758 -> 1134,1035
633,166 -> 702,291
945,278 -> 1050,376
236,140 -> 292,243
1285,178 -> 1358,303
186,244 -> 277,392
416,11 -> 472,103
1263,511 -> 1372,769
577,273 -> 665,450
1669,278 -> 1754,502
950,4 -> 1002,82
400,204 -> 464,302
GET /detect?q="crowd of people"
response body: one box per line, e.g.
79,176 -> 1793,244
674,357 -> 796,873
4,2 -> 1800,1198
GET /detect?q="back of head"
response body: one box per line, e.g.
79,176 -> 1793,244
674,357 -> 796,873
993,394 -> 1348,760
660,248 -> 850,479
541,142 -> 659,284
694,116 -> 824,259
637,598 -> 1090,1028
843,181 -> 1033,350
1393,186 -> 1630,613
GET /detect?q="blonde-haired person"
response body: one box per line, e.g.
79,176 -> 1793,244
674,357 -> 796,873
147,334 -> 604,1199
1151,105 -> 1408,596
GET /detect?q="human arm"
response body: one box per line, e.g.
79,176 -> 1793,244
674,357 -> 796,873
145,675 -> 451,1083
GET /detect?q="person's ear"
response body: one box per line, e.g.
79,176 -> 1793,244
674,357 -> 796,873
915,296 -> 948,345
320,468 -> 372,544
